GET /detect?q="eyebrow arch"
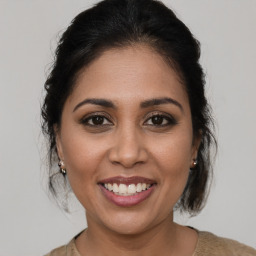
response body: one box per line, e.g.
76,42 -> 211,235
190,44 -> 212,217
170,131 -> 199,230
73,98 -> 116,112
73,97 -> 183,112
140,97 -> 183,112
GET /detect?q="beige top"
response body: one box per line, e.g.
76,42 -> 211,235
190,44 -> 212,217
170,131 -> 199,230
45,231 -> 256,256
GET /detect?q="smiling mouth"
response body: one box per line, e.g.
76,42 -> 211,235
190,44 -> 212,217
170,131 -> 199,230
98,176 -> 156,206
102,183 -> 153,196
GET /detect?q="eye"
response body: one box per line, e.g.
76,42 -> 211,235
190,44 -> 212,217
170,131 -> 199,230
144,113 -> 177,127
80,114 -> 112,126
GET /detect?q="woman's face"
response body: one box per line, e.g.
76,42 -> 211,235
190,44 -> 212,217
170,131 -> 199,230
56,45 -> 199,234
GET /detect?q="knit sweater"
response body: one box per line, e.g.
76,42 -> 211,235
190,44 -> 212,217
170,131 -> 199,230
45,231 -> 256,256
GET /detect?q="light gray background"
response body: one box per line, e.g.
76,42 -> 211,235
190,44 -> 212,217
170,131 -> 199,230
0,1 -> 255,255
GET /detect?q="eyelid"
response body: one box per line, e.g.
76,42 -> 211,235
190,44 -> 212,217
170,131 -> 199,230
143,111 -> 177,125
79,111 -> 177,128
80,111 -> 114,125
144,111 -> 175,120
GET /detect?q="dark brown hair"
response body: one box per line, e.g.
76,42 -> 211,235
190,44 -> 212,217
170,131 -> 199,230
42,0 -> 216,214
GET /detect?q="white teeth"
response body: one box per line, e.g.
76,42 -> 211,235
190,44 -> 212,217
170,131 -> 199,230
136,183 -> 142,192
104,182 -> 152,195
127,184 -> 136,194
119,184 -> 127,194
107,183 -> 113,191
113,183 -> 119,193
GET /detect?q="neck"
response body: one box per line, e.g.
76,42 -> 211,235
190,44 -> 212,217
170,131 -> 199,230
76,212 -> 182,256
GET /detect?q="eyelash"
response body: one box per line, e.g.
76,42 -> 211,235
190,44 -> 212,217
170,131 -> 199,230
80,112 -> 112,127
80,112 -> 177,128
144,112 -> 177,127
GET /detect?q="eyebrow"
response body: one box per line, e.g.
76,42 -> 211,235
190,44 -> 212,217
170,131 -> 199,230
140,97 -> 183,112
73,97 -> 183,112
73,98 -> 116,112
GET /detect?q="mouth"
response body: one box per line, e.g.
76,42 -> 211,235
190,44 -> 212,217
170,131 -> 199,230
98,176 -> 156,207
103,182 -> 152,196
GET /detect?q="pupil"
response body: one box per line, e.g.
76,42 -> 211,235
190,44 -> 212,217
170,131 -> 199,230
152,116 -> 163,125
92,116 -> 104,125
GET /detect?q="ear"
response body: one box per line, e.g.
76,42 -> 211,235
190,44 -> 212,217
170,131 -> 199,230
54,124 -> 64,161
191,130 -> 202,160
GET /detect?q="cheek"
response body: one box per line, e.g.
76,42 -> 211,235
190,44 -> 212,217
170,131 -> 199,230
153,132 -> 193,172
59,129 -> 107,196
151,132 -> 193,198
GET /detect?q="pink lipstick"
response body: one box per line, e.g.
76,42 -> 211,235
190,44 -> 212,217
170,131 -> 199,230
98,176 -> 156,207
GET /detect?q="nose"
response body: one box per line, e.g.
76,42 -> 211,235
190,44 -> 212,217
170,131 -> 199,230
108,127 -> 148,168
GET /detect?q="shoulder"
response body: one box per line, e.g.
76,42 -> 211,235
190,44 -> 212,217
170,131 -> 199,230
194,231 -> 256,256
44,238 -> 80,256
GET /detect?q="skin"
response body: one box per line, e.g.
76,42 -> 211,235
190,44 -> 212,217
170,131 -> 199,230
56,45 -> 200,256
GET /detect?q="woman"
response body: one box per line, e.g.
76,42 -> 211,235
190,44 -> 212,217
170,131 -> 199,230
42,0 -> 256,255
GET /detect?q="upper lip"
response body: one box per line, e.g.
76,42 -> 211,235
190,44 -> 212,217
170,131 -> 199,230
98,176 -> 156,185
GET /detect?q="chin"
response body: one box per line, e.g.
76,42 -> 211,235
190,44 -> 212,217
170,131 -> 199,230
96,209 -> 167,236
107,221 -> 151,236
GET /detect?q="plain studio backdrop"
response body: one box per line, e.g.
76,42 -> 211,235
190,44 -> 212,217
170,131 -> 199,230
0,1 -> 255,255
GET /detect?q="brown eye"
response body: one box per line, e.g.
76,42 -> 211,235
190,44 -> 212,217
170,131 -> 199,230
91,116 -> 104,125
151,116 -> 164,125
81,114 -> 112,126
144,113 -> 177,127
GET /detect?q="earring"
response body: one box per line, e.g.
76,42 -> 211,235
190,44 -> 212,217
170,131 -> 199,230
191,159 -> 198,169
58,160 -> 66,175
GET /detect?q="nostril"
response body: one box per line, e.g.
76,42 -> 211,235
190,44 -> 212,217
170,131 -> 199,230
108,145 -> 148,168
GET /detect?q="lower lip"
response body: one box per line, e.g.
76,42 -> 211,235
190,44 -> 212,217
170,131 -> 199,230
99,185 -> 156,207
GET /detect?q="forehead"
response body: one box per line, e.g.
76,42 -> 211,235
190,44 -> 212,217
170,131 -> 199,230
68,45 -> 189,109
